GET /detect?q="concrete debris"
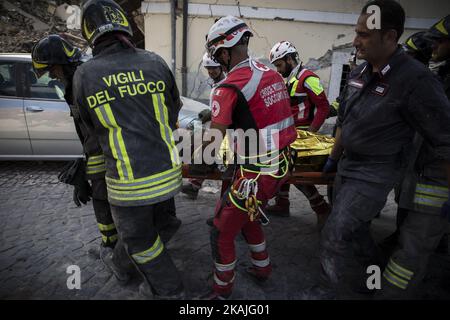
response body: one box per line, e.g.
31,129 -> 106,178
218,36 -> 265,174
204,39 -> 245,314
305,42 -> 354,71
47,2 -> 57,15
0,0 -> 85,53
3,0 -> 50,31
54,3 -> 71,21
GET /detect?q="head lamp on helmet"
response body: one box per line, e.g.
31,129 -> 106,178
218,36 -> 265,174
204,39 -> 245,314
81,0 -> 133,47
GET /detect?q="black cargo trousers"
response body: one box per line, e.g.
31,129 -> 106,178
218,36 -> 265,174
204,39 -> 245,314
376,209 -> 448,299
110,199 -> 184,297
91,178 -> 117,247
319,174 -> 393,291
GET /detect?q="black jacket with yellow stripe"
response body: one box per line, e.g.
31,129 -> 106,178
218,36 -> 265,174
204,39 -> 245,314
65,74 -> 105,180
73,41 -> 182,207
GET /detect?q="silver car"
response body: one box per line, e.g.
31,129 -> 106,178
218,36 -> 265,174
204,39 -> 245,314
0,53 -> 208,160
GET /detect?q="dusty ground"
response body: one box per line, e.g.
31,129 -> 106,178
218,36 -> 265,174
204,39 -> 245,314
0,161 -> 449,300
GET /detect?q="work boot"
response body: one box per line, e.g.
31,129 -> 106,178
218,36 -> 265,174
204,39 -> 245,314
101,251 -> 132,285
181,183 -> 200,200
139,282 -> 185,300
88,242 -> 115,260
265,198 -> 290,218
243,267 -> 270,284
99,243 -> 114,262
199,290 -> 231,300
158,216 -> 182,244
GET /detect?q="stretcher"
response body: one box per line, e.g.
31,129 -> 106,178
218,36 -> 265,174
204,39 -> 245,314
181,164 -> 335,185
182,129 -> 336,185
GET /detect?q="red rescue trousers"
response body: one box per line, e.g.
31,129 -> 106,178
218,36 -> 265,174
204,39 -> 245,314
210,167 -> 289,295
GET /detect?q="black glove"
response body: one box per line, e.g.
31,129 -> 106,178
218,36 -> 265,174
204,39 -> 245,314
198,109 -> 212,124
322,157 -> 338,174
441,192 -> 450,222
58,159 -> 92,206
58,158 -> 86,186
73,181 -> 92,207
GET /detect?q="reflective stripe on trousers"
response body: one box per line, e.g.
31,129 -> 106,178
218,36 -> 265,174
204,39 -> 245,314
248,241 -> 266,253
413,183 -> 448,208
214,273 -> 236,287
215,260 -> 236,272
383,258 -> 414,290
132,235 -> 164,264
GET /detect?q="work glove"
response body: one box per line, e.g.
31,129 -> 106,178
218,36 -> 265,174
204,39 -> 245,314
322,157 -> 338,174
58,158 -> 92,207
73,181 -> 92,207
198,109 -> 212,124
441,192 -> 450,222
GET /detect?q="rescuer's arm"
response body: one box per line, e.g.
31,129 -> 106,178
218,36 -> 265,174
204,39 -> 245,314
303,76 -> 330,133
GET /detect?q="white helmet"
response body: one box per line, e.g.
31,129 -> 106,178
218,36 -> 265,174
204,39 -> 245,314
202,52 -> 221,68
269,41 -> 298,64
205,15 -> 253,58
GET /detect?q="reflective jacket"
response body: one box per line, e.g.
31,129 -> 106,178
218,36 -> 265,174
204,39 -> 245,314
73,41 -> 182,207
286,65 -> 330,130
212,58 -> 297,159
65,74 -> 105,180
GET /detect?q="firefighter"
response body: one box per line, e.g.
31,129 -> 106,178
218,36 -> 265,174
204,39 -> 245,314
74,0 -> 184,299
202,16 -> 297,299
302,1 -> 450,299
379,31 -> 447,253
267,41 -> 331,228
376,15 -> 450,299
181,53 -> 226,200
31,35 -> 118,260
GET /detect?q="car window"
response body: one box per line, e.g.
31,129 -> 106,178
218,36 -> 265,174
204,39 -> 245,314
0,62 -> 17,97
28,65 -> 65,100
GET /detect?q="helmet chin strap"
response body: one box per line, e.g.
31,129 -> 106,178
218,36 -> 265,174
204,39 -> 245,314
225,48 -> 233,72
212,69 -> 223,83
282,58 -> 293,78
115,33 -> 135,49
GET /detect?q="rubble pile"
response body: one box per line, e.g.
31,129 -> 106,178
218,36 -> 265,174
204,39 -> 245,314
0,0 -> 86,53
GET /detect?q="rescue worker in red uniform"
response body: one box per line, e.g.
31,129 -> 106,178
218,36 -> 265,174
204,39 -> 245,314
202,16 -> 297,299
181,53 -> 226,200
266,41 -> 331,229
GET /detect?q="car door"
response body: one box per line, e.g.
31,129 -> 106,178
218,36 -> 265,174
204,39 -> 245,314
23,63 -> 82,158
0,60 -> 32,158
